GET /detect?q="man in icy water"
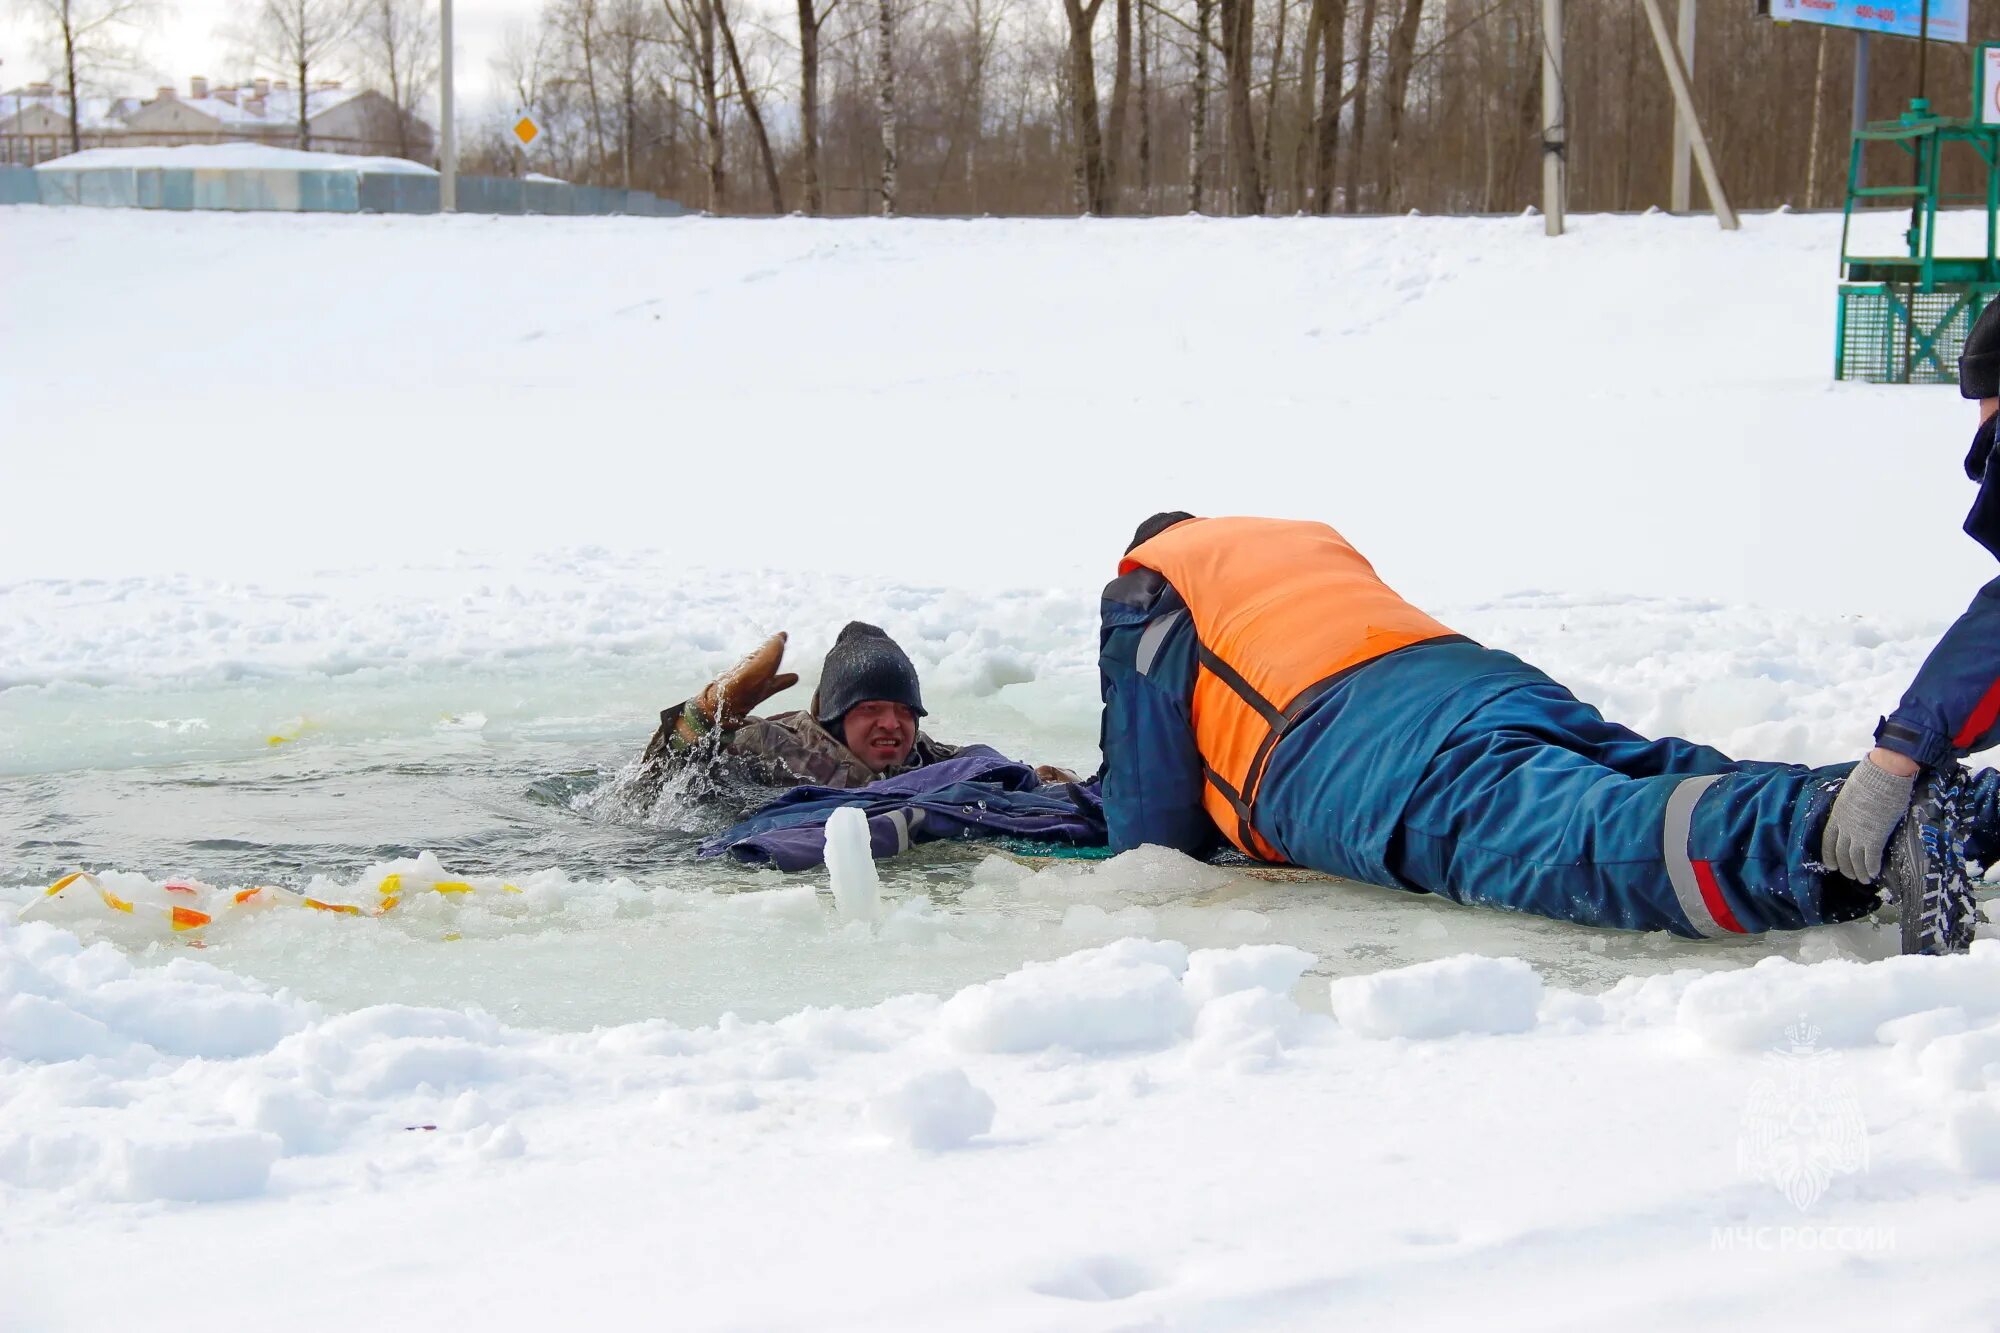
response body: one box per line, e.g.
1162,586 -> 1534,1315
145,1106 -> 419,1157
641,621 -> 1073,796
1096,480 -> 2000,954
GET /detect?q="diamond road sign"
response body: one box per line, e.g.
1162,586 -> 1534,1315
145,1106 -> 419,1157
513,114 -> 542,147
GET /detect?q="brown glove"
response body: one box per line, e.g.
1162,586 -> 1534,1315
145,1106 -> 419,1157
1034,764 -> 1080,785
693,632 -> 800,730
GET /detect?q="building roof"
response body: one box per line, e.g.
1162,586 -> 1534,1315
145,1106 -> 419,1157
151,86 -> 369,128
0,91 -> 142,131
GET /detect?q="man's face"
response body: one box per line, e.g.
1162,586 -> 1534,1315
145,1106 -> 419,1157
842,700 -> 918,773
1983,398 -> 1998,424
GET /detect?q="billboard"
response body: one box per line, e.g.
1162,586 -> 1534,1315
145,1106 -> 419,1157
1764,0 -> 1968,44
1985,45 -> 2000,125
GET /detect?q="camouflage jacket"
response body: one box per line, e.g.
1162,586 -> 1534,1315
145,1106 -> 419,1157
640,699 -> 962,793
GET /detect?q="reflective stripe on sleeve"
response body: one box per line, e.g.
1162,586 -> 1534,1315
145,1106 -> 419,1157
1134,611 -> 1187,678
881,808 -> 925,855
1662,773 -> 1747,937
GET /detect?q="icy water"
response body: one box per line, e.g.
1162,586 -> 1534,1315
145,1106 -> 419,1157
0,660 -> 1895,1034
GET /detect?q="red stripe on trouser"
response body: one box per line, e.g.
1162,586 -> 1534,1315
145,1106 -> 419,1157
1691,860 -> 1748,934
1954,677 -> 2000,749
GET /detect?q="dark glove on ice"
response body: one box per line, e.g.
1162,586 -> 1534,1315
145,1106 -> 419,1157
1963,299 -> 2000,400
1966,413 -> 1997,483
1821,756 -> 1917,883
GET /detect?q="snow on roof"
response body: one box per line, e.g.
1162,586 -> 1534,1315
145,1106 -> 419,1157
166,86 -> 367,126
34,142 -> 437,175
0,91 -> 136,131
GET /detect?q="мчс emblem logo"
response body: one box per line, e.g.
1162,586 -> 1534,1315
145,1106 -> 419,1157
1737,1019 -> 1870,1211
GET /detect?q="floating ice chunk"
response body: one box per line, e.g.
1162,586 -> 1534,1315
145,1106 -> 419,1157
940,938 -> 1192,1055
1189,989 -> 1304,1070
110,1130 -> 281,1203
824,806 -> 880,924
1182,945 -> 1315,1008
1329,954 -> 1543,1040
867,1068 -> 995,1150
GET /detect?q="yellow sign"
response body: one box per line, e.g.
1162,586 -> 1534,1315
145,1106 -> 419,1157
513,114 -> 542,147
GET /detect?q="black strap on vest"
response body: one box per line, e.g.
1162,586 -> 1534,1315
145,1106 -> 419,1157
1195,633 -> 1474,857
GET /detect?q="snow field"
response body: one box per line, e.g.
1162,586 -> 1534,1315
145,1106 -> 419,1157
13,204 -> 2000,1323
11,917 -> 2000,1325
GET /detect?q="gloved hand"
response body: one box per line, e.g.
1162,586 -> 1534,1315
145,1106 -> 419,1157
1821,754 -> 1918,883
694,632 -> 800,730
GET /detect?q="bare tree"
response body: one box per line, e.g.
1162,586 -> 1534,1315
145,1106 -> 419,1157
553,0 -> 611,174
662,0 -> 724,208
28,0 -> 154,154
351,0 -> 436,160
1258,0 -> 1285,207
1218,0 -> 1260,212
250,0 -> 359,150
1313,0 -> 1346,212
795,0 -> 838,212
1102,0 -> 1131,209
877,0 -> 898,212
1189,0 -> 1211,211
714,0 -> 783,210
1058,0 -> 1106,213
1135,0 -> 1152,207
1379,0 -> 1423,210
597,0 -> 660,189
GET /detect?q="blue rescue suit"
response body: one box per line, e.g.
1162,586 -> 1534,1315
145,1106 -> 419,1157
1099,565 -> 1861,938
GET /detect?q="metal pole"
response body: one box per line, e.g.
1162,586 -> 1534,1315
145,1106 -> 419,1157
1851,33 -> 1870,190
1915,0 -> 1931,103
1670,0 -> 1695,213
1540,0 -> 1564,237
1636,0 -> 1737,229
440,0 -> 457,212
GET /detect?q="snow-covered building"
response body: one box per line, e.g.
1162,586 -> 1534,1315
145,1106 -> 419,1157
1,78 -> 431,168
0,87 -> 142,165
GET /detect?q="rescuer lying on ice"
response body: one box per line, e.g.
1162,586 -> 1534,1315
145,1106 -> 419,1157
1096,492 -> 2000,954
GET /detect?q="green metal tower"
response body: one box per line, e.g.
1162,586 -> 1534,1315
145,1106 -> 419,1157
1835,44 -> 2000,384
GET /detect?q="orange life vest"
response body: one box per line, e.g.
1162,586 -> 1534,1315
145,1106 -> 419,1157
1120,516 -> 1457,860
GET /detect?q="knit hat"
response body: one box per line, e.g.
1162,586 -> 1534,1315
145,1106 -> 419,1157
1962,298 -> 2000,400
814,622 -> 926,728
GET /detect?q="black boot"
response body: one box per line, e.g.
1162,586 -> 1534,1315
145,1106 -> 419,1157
1883,767 -> 1982,956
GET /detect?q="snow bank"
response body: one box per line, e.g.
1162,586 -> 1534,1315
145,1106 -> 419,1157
940,939 -> 1196,1054
35,142 -> 436,174
9,918 -> 2000,1325
1328,953 -> 1543,1039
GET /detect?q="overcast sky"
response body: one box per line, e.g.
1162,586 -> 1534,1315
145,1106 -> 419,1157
0,0 -> 537,118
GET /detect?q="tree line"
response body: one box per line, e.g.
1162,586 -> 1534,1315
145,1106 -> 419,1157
22,0 -> 2000,214
471,0 -> 2000,215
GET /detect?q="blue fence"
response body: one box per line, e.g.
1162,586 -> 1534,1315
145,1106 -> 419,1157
0,163 -> 684,218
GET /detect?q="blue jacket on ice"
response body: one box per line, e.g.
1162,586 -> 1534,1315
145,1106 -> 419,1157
1874,427 -> 2000,769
